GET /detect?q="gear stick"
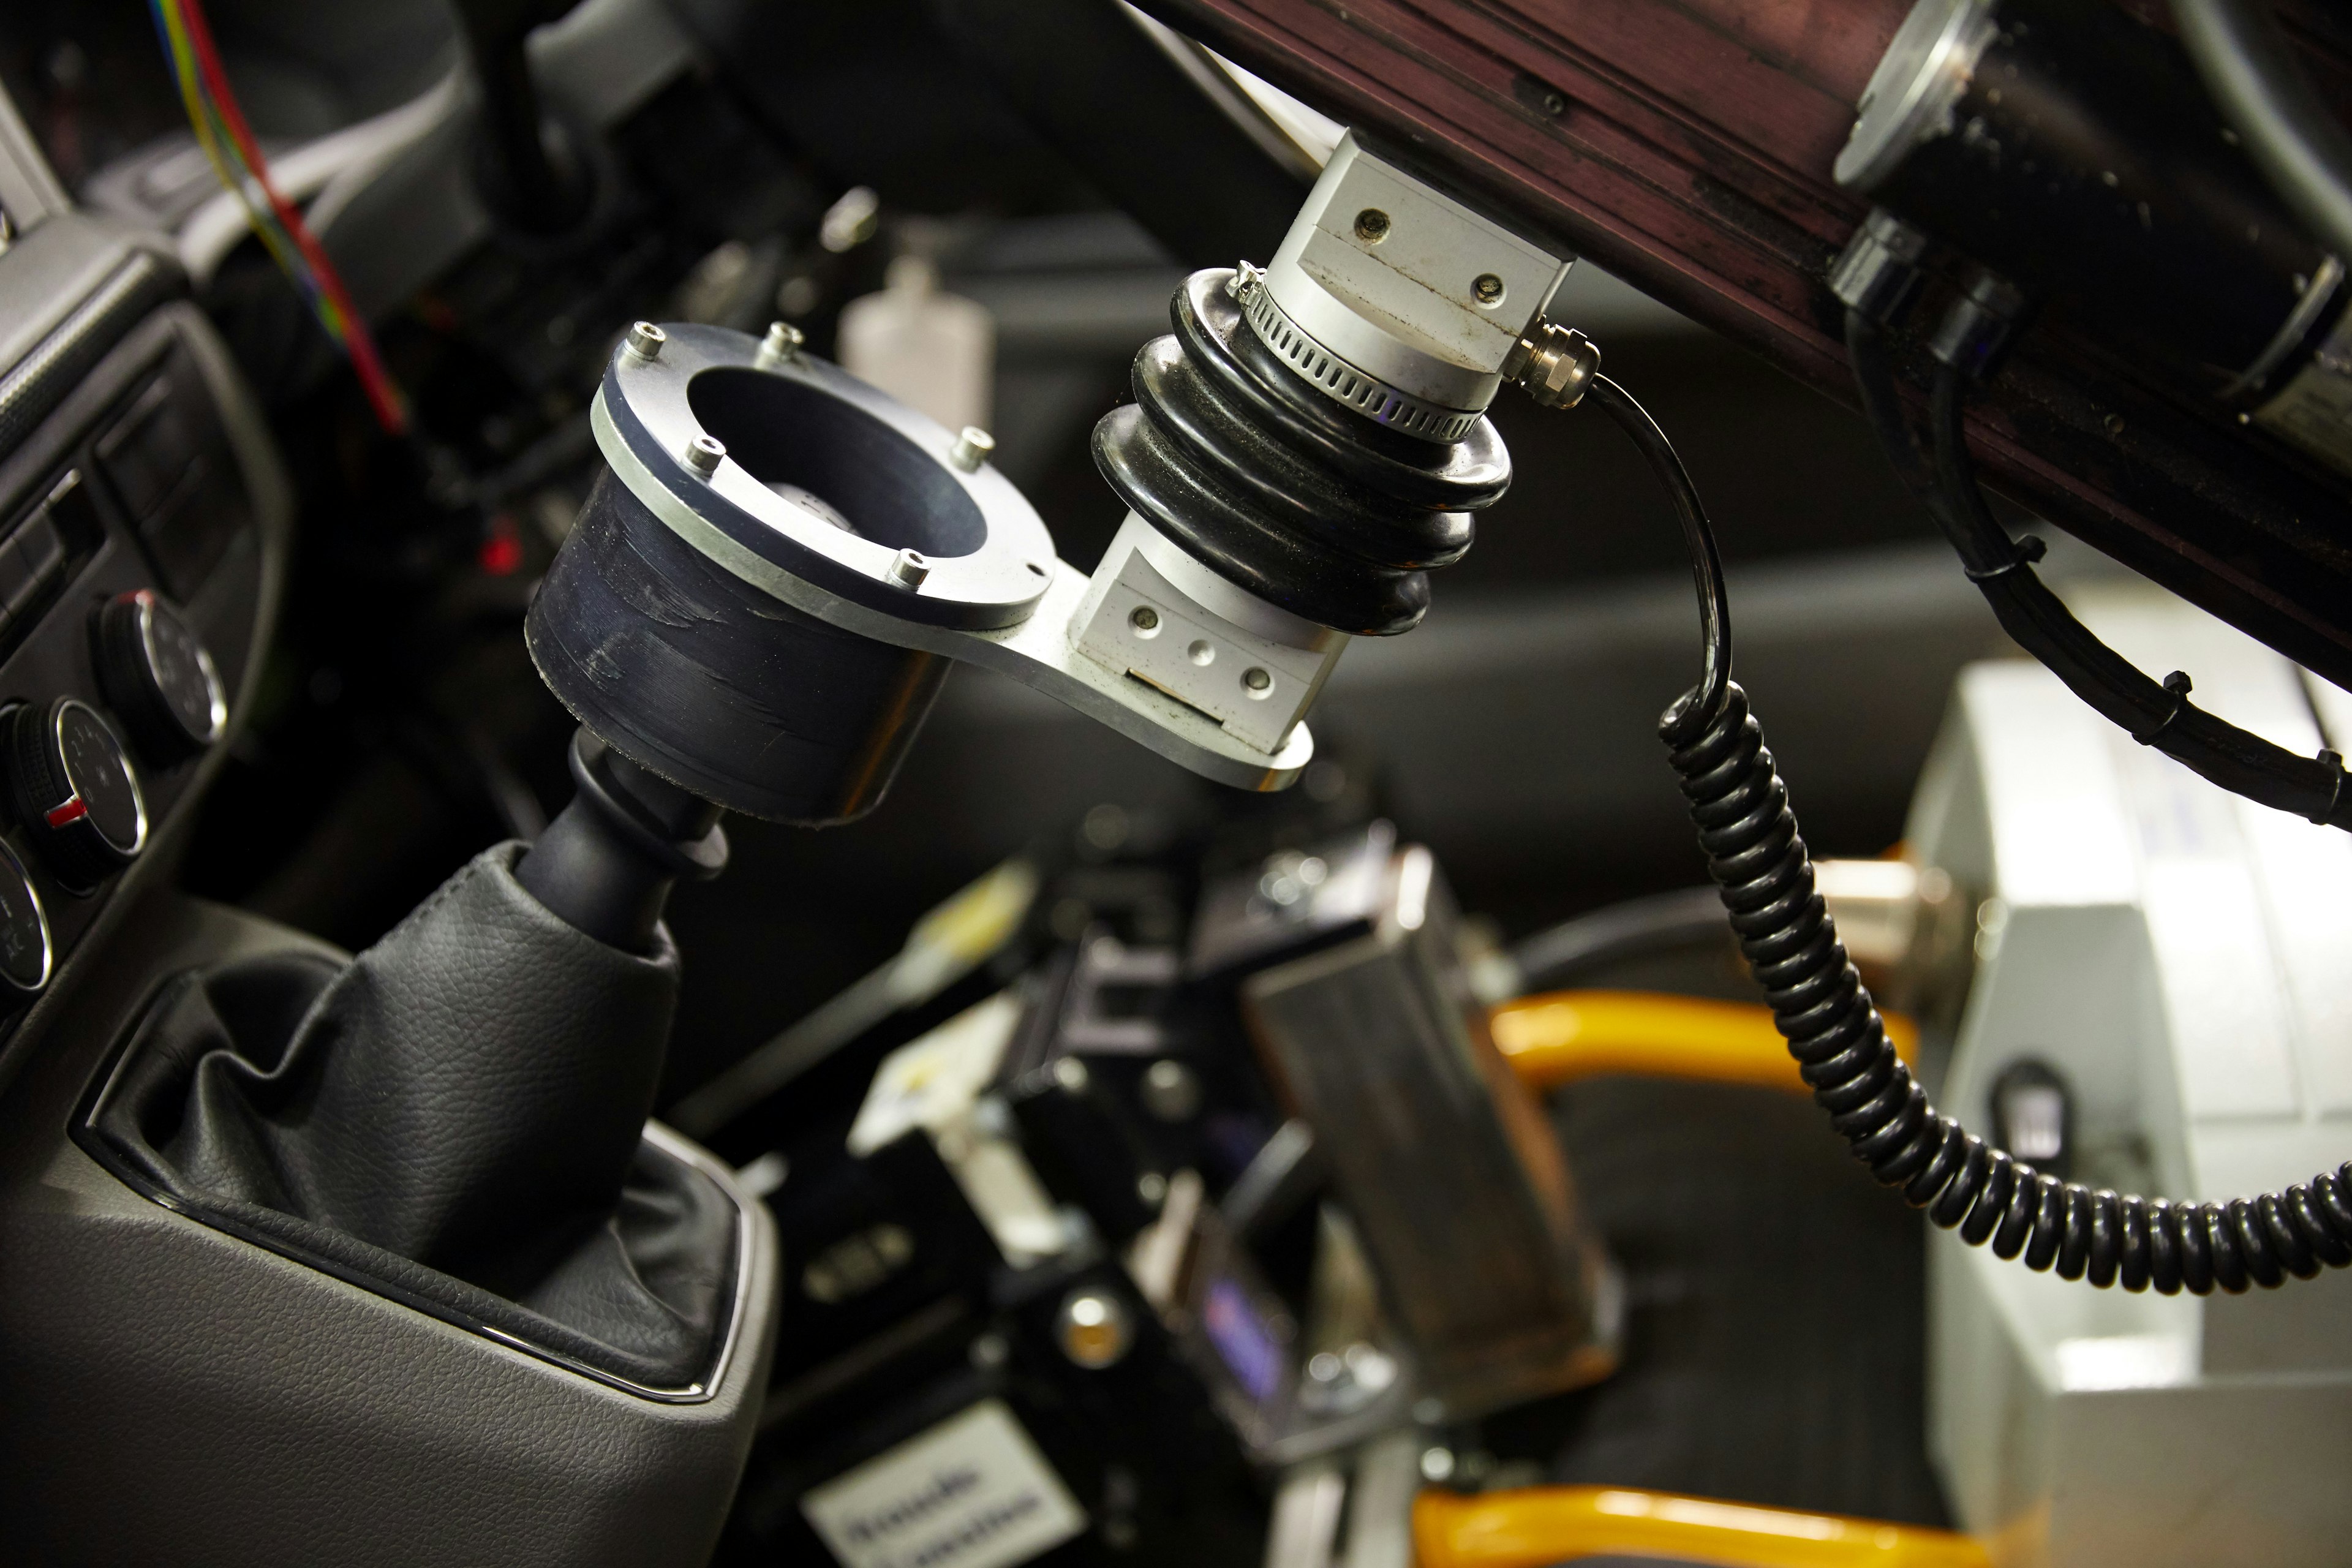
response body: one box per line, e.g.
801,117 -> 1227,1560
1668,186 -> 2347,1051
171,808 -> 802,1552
88,728 -> 739,1389
516,729 -> 728,952
89,306 -> 1094,1393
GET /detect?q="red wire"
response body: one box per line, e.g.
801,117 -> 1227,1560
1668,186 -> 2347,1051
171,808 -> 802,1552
175,0 -> 409,434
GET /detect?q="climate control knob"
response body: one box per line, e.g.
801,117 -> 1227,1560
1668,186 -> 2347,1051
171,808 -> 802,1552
2,698 -> 147,891
92,589 -> 225,764
0,840 -> 51,1006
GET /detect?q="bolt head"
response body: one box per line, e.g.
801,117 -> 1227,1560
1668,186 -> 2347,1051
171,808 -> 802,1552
1140,1058 -> 1202,1122
887,548 -> 931,589
1354,207 -> 1391,243
949,426 -> 996,472
682,434 -> 725,477
1242,666 -> 1272,693
1128,605 -> 1160,634
625,320 -> 666,359
1472,273 -> 1506,306
754,320 -> 804,368
1057,1289 -> 1133,1370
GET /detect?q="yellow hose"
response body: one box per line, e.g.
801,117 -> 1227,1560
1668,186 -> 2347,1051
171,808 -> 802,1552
1415,1486 -> 1986,1568
1489,990 -> 1918,1095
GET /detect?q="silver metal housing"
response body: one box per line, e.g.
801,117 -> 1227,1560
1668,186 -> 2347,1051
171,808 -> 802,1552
1834,0 -> 1998,193
1256,132 -> 1570,437
587,323 -> 1313,791
1070,512 -> 1348,756
1241,843 -> 1620,1418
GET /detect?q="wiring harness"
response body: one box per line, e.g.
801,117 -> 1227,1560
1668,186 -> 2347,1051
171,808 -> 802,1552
145,0 -> 408,433
1570,362 -> 2352,1294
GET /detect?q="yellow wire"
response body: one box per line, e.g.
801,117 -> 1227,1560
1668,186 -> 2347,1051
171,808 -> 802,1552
154,0 -> 346,343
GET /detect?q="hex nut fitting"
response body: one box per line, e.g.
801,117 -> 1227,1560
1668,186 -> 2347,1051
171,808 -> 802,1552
1504,320 -> 1601,409
682,434 -> 726,477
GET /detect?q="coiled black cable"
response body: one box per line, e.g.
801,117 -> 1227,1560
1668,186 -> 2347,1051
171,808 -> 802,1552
1586,370 -> 2352,1294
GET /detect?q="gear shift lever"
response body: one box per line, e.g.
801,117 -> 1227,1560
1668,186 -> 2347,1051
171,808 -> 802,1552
86,727 -> 739,1389
516,731 -> 728,952
450,0 -> 592,234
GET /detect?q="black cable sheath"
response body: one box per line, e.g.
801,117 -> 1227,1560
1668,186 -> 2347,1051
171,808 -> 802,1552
1586,374 -> 1732,740
2171,0 -> 2352,271
1588,371 -> 2352,1294
1841,312 -> 1937,508
1509,886 -> 1732,993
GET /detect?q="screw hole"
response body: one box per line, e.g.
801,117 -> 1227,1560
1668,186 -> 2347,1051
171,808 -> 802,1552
1354,208 -> 1391,243
1187,640 -> 1215,666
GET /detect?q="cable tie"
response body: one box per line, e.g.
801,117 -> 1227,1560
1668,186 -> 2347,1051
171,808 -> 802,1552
1961,532 -> 2047,584
2313,748 -> 2349,827
2132,670 -> 2196,746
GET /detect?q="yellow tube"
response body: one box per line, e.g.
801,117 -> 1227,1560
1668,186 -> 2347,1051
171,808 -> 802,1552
1488,990 -> 1918,1095
1415,1486 -> 1986,1568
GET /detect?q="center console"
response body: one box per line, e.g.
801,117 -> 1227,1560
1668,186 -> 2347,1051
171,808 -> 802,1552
0,202 -> 778,1564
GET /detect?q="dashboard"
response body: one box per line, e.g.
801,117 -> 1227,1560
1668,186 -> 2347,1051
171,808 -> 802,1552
0,207 -> 284,1092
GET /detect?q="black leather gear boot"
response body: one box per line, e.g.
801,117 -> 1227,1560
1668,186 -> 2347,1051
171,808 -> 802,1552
86,733 -> 739,1388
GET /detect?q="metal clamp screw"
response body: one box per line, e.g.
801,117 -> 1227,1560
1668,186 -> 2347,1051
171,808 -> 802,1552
888,548 -> 931,589
625,321 -> 666,360
681,434 -> 725,477
949,426 -> 995,472
753,320 -> 804,370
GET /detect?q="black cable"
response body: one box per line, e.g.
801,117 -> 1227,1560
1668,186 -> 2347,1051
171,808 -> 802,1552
1841,312 -> 1937,508
1847,310 -> 2352,831
2172,0 -> 2352,272
1509,886 -> 1732,994
1587,372 -> 2352,1294
1586,374 -> 1732,737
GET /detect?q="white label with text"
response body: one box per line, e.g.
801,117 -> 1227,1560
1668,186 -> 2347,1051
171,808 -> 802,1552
801,1398 -> 1087,1568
